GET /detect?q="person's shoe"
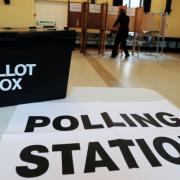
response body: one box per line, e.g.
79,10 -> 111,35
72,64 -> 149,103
111,55 -> 117,58
125,54 -> 130,58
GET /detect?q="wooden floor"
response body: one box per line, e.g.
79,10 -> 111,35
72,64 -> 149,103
68,49 -> 180,108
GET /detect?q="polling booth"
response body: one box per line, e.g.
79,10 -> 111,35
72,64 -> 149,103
132,8 -> 167,56
83,3 -> 107,54
0,30 -> 76,107
67,2 -> 86,52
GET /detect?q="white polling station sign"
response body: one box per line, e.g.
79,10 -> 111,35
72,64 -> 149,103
70,3 -> 82,12
89,4 -> 101,13
108,6 -> 119,15
1,100 -> 180,180
5,100 -> 180,134
0,129 -> 180,180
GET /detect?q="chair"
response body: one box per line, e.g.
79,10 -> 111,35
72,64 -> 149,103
132,31 -> 160,57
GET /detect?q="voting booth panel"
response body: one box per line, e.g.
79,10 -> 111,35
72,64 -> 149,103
142,13 -> 162,32
0,30 -> 76,107
68,2 -> 83,28
87,4 -> 103,29
67,2 -> 87,53
134,7 -> 144,32
127,8 -> 136,32
106,6 -> 119,31
83,3 -> 107,54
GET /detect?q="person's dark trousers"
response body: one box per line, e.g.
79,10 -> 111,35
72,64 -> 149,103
121,38 -> 129,57
111,32 -> 121,57
111,31 -> 129,58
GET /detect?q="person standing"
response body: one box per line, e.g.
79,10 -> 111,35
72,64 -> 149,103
111,9 -> 130,59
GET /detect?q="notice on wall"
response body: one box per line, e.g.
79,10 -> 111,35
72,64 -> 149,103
108,6 -> 119,15
1,100 -> 180,180
5,101 -> 180,134
70,3 -> 82,12
89,4 -> 101,13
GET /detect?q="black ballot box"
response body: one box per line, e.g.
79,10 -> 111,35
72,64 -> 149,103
0,30 -> 76,107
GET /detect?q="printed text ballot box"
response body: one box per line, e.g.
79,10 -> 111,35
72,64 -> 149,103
0,30 -> 76,107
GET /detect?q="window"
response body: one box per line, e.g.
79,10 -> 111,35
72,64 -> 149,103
123,0 -> 141,8
123,0 -> 130,7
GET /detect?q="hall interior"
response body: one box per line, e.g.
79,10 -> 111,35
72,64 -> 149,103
0,0 -> 180,108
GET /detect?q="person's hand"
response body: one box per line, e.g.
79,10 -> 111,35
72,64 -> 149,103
110,27 -> 117,33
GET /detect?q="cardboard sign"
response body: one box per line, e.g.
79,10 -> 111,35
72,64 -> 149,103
0,129 -> 180,179
89,4 -> 101,13
0,30 -> 76,107
108,6 -> 119,15
5,100 -> 180,134
70,3 -> 82,12
1,100 -> 180,179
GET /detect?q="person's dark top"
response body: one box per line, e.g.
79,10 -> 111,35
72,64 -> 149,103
113,13 -> 130,33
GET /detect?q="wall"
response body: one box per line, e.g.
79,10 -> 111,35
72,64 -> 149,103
165,0 -> 180,37
0,0 -> 180,37
35,0 -> 68,29
0,0 -> 35,27
150,0 -> 180,37
96,0 -> 112,5
151,0 -> 166,13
